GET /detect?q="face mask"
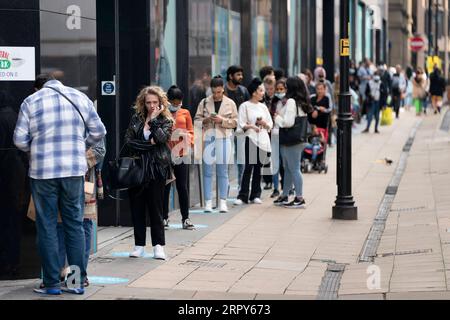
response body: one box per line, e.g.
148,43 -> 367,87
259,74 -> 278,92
169,104 -> 181,113
275,93 -> 286,100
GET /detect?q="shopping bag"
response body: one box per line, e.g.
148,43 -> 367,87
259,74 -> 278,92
381,107 -> 393,126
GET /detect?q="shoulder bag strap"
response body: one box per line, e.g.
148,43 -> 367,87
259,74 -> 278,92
47,86 -> 87,137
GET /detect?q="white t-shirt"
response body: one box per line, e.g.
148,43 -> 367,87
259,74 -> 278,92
238,101 -> 273,153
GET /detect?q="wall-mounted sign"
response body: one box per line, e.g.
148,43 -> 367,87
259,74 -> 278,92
0,47 -> 36,81
340,39 -> 350,57
102,81 -> 116,96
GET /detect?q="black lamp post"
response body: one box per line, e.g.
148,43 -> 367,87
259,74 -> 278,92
333,0 -> 358,220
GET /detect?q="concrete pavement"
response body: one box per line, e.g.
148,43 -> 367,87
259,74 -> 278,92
1,108 -> 450,300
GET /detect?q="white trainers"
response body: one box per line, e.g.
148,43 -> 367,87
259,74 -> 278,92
204,200 -> 213,213
234,199 -> 244,206
252,198 -> 263,204
153,245 -> 166,260
219,199 -> 228,213
129,246 -> 145,258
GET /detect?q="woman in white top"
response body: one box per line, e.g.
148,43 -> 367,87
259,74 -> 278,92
234,78 -> 273,205
273,77 -> 313,208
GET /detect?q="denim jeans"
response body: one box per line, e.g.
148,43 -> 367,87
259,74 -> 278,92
366,101 -> 381,131
305,144 -> 322,161
57,219 -> 93,273
280,144 -> 305,198
203,136 -> 232,201
31,177 -> 87,289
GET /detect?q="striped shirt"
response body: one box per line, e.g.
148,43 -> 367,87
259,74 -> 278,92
13,80 -> 107,180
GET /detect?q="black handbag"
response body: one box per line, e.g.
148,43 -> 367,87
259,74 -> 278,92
279,103 -> 310,146
108,146 -> 146,191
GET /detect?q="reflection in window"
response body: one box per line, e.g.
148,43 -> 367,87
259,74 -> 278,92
150,0 -> 177,91
252,0 -> 273,77
288,0 -> 301,76
40,2 -> 97,101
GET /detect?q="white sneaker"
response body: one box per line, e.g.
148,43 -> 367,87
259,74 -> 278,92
219,199 -> 228,213
129,246 -> 145,258
234,199 -> 244,206
153,245 -> 166,260
252,198 -> 263,204
204,200 -> 213,213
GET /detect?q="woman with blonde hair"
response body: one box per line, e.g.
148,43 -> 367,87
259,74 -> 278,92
124,86 -> 174,260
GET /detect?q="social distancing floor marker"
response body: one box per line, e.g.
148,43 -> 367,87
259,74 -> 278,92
110,252 -> 155,259
88,276 -> 129,285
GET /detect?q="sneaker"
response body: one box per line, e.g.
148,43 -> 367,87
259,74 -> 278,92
251,198 -> 263,204
234,199 -> 244,206
129,246 -> 145,258
375,129 -> 380,134
270,190 -> 280,198
61,286 -> 85,295
204,200 -> 213,213
163,219 -> 170,229
153,245 -> 166,260
219,199 -> 229,213
362,128 -> 369,134
284,197 -> 306,209
274,196 -> 289,206
182,219 -> 195,230
33,287 -> 62,296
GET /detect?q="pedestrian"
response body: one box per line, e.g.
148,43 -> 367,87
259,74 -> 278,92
363,74 -> 386,134
405,66 -> 414,111
195,76 -> 238,213
412,68 -> 428,117
262,75 -> 277,191
269,79 -> 287,199
303,69 -> 316,95
273,76 -> 313,208
391,65 -> 407,119
314,67 -> 335,108
310,82 -> 332,135
234,78 -> 273,206
125,86 -> 174,261
14,74 -> 107,295
163,85 -> 195,230
357,58 -> 374,116
429,66 -> 446,114
259,66 -> 275,81
224,66 -> 250,189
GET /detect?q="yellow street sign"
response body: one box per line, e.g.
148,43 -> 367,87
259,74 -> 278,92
340,39 -> 350,57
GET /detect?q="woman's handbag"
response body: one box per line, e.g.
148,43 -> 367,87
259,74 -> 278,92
279,104 -> 310,146
108,152 -> 146,191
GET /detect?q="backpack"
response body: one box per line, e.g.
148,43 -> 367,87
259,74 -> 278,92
391,76 -> 401,95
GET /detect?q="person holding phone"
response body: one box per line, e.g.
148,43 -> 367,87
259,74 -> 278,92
124,86 -> 174,260
194,76 -> 238,213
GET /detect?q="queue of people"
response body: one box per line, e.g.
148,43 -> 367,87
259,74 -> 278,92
9,58 -> 448,296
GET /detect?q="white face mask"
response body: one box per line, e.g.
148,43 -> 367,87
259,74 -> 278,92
169,104 -> 181,113
275,93 -> 286,100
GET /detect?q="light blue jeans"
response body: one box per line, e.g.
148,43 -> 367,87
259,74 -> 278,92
203,136 -> 232,201
280,144 -> 306,198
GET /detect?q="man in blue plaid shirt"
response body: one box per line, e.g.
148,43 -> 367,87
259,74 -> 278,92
14,75 -> 106,295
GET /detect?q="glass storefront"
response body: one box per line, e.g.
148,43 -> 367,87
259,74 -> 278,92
288,0 -> 301,76
251,0 -> 273,77
150,0 -> 177,91
365,6 -> 373,61
356,3 -> 364,63
40,0 -> 97,101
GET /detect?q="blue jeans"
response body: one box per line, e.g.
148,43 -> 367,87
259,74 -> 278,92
305,144 -> 322,161
57,219 -> 93,273
280,144 -> 305,198
31,177 -> 87,289
203,136 -> 232,201
366,101 -> 381,131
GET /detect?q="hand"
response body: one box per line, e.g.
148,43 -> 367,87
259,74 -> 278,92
211,115 -> 224,124
256,119 -> 268,128
312,111 -> 319,119
319,107 -> 327,113
150,107 -> 163,120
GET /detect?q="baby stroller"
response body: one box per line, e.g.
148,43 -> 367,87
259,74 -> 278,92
301,127 -> 329,174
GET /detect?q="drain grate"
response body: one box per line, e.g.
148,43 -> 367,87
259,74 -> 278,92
91,257 -> 115,264
378,249 -> 433,258
317,264 -> 346,300
440,110 -> 450,132
180,260 -> 226,269
390,206 -> 427,213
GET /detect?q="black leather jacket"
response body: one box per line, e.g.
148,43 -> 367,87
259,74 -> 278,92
124,114 -> 173,181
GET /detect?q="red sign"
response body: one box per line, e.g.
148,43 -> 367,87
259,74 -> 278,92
410,37 -> 425,52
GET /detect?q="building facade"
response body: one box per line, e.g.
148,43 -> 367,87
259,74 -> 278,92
0,0 -> 389,280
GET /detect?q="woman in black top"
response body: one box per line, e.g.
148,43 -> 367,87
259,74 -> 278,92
309,82 -> 332,131
125,86 -> 174,261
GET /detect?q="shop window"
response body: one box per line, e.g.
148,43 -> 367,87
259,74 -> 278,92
251,0 -> 273,77
150,0 -> 177,91
288,0 -> 301,76
39,0 -> 97,100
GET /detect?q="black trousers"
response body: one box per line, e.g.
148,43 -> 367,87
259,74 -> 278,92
238,138 -> 269,203
163,164 -> 190,221
393,94 -> 401,119
128,179 -> 165,247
